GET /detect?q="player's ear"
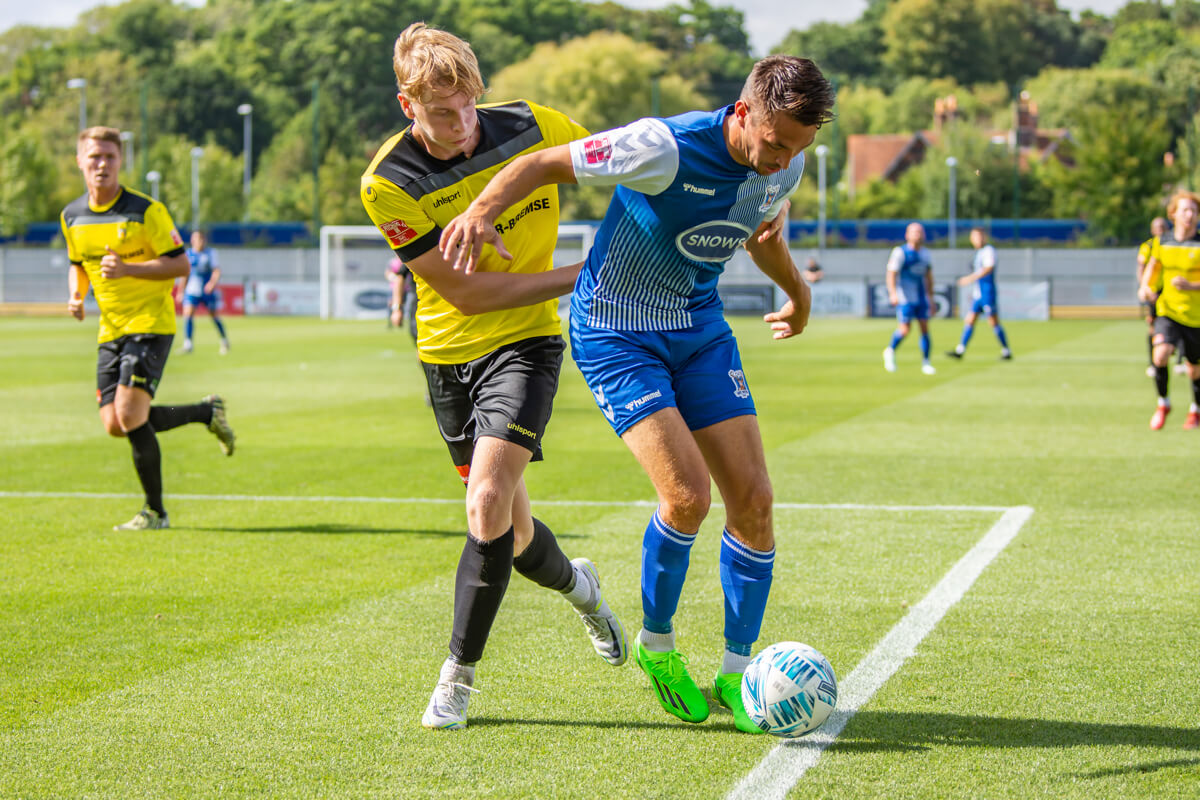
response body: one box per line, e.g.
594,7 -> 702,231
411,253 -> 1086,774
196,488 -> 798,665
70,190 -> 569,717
397,94 -> 415,119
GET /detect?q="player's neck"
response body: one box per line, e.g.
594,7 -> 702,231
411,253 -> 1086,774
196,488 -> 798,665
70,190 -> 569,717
1175,223 -> 1196,241
89,184 -> 121,209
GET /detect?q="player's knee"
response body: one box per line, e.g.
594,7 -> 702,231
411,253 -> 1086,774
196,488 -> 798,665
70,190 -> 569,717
660,486 -> 711,531
102,418 -> 125,437
728,481 -> 773,531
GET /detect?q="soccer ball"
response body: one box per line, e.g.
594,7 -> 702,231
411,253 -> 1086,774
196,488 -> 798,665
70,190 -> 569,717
741,641 -> 838,738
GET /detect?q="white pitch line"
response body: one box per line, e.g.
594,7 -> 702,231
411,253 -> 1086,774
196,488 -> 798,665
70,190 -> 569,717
726,504 -> 1035,800
0,490 -> 1009,513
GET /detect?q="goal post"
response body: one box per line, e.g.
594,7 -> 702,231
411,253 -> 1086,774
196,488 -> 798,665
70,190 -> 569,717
318,223 -> 597,320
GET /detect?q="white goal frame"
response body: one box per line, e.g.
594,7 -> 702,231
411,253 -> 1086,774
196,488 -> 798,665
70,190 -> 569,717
318,223 -> 596,320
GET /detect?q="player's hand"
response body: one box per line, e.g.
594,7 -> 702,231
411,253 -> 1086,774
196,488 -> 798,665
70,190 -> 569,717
888,292 -> 899,307
100,246 -> 128,279
754,200 -> 791,244
68,295 -> 85,320
957,275 -> 972,287
764,292 -> 811,340
390,307 -> 403,328
1171,275 -> 1194,291
1138,284 -> 1155,303
204,281 -> 217,294
439,210 -> 513,273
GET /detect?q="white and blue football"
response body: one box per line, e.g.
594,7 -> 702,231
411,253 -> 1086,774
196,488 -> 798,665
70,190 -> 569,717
741,641 -> 838,738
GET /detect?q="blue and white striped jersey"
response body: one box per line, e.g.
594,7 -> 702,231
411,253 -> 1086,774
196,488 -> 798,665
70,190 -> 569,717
185,247 -> 219,296
972,243 -> 997,301
886,244 -> 932,306
568,106 -> 802,331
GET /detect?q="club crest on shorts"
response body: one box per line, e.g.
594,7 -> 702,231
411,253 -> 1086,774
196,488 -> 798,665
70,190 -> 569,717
728,369 -> 750,399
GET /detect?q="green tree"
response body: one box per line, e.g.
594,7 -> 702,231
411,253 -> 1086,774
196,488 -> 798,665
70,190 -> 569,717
1099,19 -> 1180,68
882,0 -> 994,85
0,125 -> 59,236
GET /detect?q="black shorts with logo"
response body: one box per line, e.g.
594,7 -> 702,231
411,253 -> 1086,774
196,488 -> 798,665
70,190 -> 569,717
1152,315 -> 1200,364
96,333 -> 173,406
422,335 -> 564,474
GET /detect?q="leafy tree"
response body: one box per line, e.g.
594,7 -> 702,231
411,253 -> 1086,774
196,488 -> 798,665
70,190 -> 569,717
0,125 -> 59,235
772,21 -> 882,85
882,0 -> 994,85
1099,19 -> 1180,67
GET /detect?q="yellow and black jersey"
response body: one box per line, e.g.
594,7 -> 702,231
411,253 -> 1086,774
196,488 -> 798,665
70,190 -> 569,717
1151,230 -> 1200,327
1138,236 -> 1163,292
361,100 -> 588,365
60,187 -> 185,343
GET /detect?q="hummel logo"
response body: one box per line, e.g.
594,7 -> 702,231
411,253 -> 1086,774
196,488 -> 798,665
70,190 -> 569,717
683,182 -> 716,196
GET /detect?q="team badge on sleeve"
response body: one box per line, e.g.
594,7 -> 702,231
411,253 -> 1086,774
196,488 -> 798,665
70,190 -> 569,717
583,137 -> 612,165
380,218 -> 418,247
170,228 -> 183,246
758,183 -> 781,213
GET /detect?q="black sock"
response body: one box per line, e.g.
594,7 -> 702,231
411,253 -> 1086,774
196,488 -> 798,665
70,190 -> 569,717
1192,377 -> 1200,408
126,422 -> 164,515
449,528 -> 514,664
1148,335 -> 1155,365
1155,366 -> 1169,399
148,402 -> 212,432
513,518 -> 574,591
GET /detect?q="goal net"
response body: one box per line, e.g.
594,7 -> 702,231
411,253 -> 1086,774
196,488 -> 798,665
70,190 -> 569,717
318,223 -> 596,320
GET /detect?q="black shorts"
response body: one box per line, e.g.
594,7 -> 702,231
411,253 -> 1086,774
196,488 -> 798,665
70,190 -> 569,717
96,333 -> 173,406
422,335 -> 564,476
1152,316 -> 1200,364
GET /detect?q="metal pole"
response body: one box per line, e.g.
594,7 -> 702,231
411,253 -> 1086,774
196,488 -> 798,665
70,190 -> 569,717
312,80 -> 321,235
66,78 -> 86,130
119,131 -> 134,179
238,103 -> 253,217
139,82 -> 149,191
146,170 -> 161,201
815,145 -> 828,252
946,156 -> 957,248
190,147 -> 204,231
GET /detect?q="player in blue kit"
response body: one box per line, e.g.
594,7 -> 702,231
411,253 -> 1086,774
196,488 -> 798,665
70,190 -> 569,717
439,55 -> 835,734
882,222 -> 936,374
947,227 -> 1012,360
181,230 -> 230,355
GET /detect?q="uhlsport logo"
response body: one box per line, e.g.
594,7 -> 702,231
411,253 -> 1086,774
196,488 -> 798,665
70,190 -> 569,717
675,221 -> 753,263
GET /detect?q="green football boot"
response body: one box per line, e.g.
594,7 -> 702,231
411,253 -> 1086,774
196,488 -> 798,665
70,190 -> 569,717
713,672 -> 765,734
634,633 -> 709,723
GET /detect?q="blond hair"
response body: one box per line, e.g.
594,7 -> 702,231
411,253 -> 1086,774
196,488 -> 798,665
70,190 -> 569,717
1167,190 -> 1200,218
392,22 -> 485,103
78,126 -> 122,148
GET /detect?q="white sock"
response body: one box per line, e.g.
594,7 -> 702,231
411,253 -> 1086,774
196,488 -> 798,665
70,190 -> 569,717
562,563 -> 596,608
721,650 -> 752,675
1191,403 -> 1199,413
1159,397 -> 1170,407
638,628 -> 675,652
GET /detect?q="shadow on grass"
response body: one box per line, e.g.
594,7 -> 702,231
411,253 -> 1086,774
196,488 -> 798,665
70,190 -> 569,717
176,523 -> 468,536
829,711 -> 1200,769
468,716 -> 744,734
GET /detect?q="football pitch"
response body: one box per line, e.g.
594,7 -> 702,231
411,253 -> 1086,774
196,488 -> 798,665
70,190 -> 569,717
1,314 -> 1197,799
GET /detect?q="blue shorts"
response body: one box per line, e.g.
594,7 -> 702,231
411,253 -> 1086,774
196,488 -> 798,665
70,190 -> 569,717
568,317 -> 756,436
185,292 -> 220,311
970,293 -> 997,316
897,301 -> 929,324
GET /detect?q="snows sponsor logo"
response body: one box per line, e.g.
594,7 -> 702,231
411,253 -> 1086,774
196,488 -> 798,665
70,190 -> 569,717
674,221 -> 753,262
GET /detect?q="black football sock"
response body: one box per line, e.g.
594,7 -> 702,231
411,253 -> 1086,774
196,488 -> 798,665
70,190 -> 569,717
148,402 -> 212,432
1148,335 -> 1155,365
126,422 -> 165,515
1155,366 -> 1169,399
1192,377 -> 1200,408
513,518 -> 574,591
449,528 -> 514,664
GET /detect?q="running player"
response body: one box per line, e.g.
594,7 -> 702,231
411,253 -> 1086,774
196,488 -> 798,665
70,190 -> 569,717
1136,217 -> 1169,377
946,227 -> 1012,360
62,127 -> 235,531
439,55 -> 835,733
181,230 -> 231,354
1140,190 -> 1200,430
883,222 -> 936,374
360,23 -> 626,731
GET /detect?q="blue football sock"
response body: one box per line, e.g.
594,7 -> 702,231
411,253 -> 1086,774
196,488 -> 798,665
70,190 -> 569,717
920,333 -> 931,360
719,529 -> 774,655
185,316 -> 194,340
213,317 -> 227,338
995,325 -> 1009,348
959,324 -> 975,349
888,331 -> 904,350
641,510 -> 696,635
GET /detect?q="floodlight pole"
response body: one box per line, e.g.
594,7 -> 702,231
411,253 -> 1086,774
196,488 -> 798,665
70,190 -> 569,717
237,103 -> 253,217
190,146 -> 204,231
146,170 -> 161,201
119,131 -> 134,179
66,78 -> 87,130
946,156 -> 958,248
815,144 -> 828,252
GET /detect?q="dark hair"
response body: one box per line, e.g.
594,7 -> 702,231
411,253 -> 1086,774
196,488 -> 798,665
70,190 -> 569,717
742,55 -> 836,127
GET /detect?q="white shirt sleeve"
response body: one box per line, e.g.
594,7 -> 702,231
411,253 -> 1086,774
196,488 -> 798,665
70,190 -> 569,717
569,118 -> 679,196
886,246 -> 904,272
978,245 -> 996,269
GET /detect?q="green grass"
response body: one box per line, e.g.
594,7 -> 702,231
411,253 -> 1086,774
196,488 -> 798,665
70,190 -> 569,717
1,315 -> 1197,799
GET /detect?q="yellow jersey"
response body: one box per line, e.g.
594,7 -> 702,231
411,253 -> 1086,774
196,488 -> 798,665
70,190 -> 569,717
60,187 -> 185,343
361,100 -> 588,364
1138,236 -> 1163,292
1152,230 -> 1200,327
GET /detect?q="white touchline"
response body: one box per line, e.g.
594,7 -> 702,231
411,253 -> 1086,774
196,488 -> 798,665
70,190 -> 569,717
0,490 -> 1009,514
726,505 -> 1035,800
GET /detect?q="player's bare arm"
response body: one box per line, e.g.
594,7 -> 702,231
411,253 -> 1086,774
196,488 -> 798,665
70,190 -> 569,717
99,247 -> 189,281
1139,259 -> 1162,302
439,145 -> 577,273
886,269 -> 899,307
204,267 -> 221,294
406,244 -> 581,316
752,200 -> 790,245
745,227 -> 810,339
68,263 -> 90,321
